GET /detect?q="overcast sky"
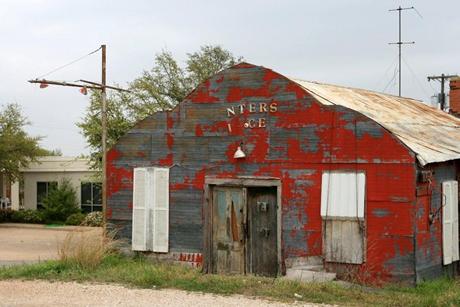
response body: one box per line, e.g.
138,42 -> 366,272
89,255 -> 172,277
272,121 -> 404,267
1,0 -> 459,156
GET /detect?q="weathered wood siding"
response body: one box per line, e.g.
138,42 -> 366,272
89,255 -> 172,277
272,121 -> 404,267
107,63 -> 419,283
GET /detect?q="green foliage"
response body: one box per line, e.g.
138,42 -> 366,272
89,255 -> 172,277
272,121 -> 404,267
1,255 -> 460,306
77,45 -> 242,170
82,211 -> 103,227
0,103 -> 43,181
11,209 -> 44,224
42,179 -> 80,223
0,209 -> 13,223
65,213 -> 86,225
36,148 -> 63,156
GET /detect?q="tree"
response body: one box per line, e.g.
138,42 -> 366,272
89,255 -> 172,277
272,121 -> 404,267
78,90 -> 133,171
0,103 -> 43,181
42,178 -> 80,223
78,45 -> 242,170
37,148 -> 63,156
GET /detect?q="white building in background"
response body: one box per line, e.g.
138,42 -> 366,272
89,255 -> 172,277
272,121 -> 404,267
7,156 -> 101,212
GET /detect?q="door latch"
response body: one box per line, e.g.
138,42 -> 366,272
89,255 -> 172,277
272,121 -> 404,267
257,201 -> 268,212
259,227 -> 270,238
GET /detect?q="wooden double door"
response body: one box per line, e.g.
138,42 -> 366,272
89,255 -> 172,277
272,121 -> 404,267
211,186 -> 278,277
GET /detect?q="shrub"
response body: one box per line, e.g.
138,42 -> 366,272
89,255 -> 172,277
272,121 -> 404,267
58,229 -> 117,269
0,209 -> 13,223
82,211 -> 104,227
11,209 -> 44,224
65,213 -> 86,226
42,179 -> 80,223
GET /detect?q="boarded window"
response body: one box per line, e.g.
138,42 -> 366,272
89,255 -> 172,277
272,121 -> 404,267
442,180 -> 459,265
132,167 -> 169,253
321,171 -> 365,264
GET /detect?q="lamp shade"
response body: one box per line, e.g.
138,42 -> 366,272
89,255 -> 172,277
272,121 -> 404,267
234,146 -> 246,159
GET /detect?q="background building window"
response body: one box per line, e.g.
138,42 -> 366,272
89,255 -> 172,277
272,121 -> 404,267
81,182 -> 102,213
37,181 -> 57,210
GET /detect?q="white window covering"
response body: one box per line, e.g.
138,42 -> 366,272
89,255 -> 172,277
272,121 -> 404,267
132,167 -> 169,253
132,168 -> 148,251
321,171 -> 365,219
321,171 -> 366,264
443,180 -> 459,265
151,168 -> 169,253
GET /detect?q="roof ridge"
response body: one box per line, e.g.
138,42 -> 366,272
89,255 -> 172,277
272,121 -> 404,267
291,78 -> 423,103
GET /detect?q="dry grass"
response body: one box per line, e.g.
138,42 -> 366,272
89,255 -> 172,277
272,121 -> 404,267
57,229 -> 118,269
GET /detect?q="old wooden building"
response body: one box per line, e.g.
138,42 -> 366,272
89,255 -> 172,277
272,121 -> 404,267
107,63 -> 460,284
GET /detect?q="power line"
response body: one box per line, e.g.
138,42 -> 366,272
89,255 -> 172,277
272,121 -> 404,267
36,46 -> 102,79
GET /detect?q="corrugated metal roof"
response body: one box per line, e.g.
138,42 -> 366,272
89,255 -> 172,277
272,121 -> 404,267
293,79 -> 460,166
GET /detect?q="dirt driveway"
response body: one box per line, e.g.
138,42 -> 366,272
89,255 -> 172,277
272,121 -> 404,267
0,280 -> 321,307
0,223 -> 101,266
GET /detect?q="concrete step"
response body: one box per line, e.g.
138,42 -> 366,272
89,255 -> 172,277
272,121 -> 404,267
291,265 -> 324,272
285,256 -> 323,268
285,267 -> 336,283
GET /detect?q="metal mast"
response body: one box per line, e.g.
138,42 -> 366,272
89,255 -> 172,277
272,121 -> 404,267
389,6 -> 415,97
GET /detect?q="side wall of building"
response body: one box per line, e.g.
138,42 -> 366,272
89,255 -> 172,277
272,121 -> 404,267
415,161 -> 459,282
22,171 -> 95,210
107,64 -> 417,283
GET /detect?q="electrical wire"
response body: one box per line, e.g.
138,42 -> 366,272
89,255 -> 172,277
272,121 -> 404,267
374,55 -> 399,90
383,66 -> 399,93
35,46 -> 102,79
402,55 -> 432,100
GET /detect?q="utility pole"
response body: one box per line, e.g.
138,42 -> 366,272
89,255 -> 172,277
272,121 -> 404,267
427,74 -> 458,111
28,44 -> 130,228
389,6 -> 416,97
101,45 -> 107,226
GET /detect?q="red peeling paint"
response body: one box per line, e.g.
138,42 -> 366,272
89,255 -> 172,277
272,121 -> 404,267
195,124 -> 204,136
107,63 -> 446,284
166,133 -> 174,148
158,153 -> 173,166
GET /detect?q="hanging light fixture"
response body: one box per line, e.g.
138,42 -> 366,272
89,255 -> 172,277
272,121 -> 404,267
80,86 -> 88,95
234,143 -> 246,159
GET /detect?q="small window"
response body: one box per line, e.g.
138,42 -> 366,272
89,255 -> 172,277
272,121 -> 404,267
37,182 -> 57,210
81,182 -> 102,213
321,171 -> 366,264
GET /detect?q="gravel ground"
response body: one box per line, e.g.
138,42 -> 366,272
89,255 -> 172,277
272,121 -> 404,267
0,280 -> 325,307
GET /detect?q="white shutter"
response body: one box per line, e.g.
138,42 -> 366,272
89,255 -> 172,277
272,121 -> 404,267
443,180 -> 459,264
151,168 -> 169,253
132,168 -> 149,251
452,181 -> 459,262
321,171 -> 365,219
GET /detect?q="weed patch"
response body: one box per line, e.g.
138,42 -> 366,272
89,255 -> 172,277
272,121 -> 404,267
0,255 -> 459,306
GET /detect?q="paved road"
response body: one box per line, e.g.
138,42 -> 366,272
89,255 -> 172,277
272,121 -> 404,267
0,280 -> 321,307
0,223 -> 101,266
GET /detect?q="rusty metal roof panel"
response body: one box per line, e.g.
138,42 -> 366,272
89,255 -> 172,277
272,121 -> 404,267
293,79 -> 460,166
